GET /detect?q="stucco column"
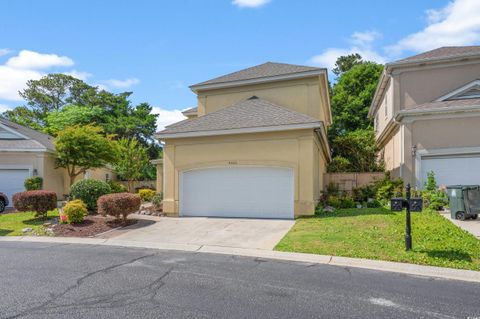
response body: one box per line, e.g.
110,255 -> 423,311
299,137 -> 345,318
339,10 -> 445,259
151,159 -> 163,193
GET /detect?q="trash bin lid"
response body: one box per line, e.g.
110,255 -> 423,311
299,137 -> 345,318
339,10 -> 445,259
446,185 -> 480,190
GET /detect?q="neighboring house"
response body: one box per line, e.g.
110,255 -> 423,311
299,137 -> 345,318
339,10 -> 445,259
0,118 -> 115,206
369,46 -> 480,189
156,62 -> 331,219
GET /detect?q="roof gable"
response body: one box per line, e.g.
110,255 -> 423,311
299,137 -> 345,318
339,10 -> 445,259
435,80 -> 480,101
0,124 -> 27,140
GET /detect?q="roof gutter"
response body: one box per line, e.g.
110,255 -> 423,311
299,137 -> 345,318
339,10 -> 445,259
395,104 -> 480,122
156,122 -> 322,139
189,69 -> 327,93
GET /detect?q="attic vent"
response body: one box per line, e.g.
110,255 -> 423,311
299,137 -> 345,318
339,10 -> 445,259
248,96 -> 259,100
448,85 -> 480,100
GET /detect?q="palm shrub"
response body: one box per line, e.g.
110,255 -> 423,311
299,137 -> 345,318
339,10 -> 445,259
70,179 -> 111,211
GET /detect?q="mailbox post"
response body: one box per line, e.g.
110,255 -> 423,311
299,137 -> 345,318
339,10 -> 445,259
391,183 -> 423,251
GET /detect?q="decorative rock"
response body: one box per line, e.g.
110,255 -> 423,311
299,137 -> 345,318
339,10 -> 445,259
323,206 -> 335,213
22,227 -> 33,233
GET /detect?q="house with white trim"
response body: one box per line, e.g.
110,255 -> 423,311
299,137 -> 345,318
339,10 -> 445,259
369,46 -> 480,188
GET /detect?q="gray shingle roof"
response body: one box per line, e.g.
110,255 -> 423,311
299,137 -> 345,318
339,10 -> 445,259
191,62 -> 322,88
157,96 -> 321,136
0,117 -> 55,151
393,46 -> 480,64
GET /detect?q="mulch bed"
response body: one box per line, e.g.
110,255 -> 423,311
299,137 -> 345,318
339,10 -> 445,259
53,215 -> 137,237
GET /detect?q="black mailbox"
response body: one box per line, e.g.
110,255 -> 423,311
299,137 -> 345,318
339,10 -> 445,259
391,198 -> 404,211
410,198 -> 423,212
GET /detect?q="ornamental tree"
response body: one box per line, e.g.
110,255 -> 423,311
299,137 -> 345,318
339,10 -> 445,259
113,138 -> 150,192
54,125 -> 117,186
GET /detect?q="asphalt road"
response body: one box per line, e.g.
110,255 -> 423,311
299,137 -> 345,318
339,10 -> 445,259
0,242 -> 479,319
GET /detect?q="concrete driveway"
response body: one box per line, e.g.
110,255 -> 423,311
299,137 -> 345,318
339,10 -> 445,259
102,214 -> 295,250
440,211 -> 480,239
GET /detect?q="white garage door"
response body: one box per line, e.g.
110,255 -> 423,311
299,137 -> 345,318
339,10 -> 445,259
0,169 -> 30,207
180,166 -> 294,219
421,155 -> 480,187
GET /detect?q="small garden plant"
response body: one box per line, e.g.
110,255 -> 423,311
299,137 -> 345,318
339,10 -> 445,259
24,177 -> 43,191
138,188 -> 156,202
151,193 -> 163,210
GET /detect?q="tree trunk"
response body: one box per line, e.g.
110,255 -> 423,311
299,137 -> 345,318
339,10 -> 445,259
128,180 -> 134,193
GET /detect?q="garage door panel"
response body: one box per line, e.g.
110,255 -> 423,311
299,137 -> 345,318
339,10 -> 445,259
0,169 -> 30,206
180,167 -> 294,219
421,155 -> 480,187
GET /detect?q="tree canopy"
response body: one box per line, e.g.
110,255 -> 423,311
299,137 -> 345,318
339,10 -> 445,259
114,138 -> 151,192
327,54 -> 384,172
3,74 -> 158,145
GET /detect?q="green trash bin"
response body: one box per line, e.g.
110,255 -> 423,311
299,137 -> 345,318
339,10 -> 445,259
446,185 -> 480,220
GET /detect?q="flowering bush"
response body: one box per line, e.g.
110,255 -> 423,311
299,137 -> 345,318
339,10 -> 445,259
62,200 -> 88,224
70,179 -> 111,211
97,192 -> 141,221
138,188 -> 156,202
13,190 -> 57,218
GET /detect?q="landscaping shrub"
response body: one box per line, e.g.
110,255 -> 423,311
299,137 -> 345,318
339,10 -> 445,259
326,195 -> 356,209
373,172 -> 404,205
352,184 -> 376,203
97,192 -> 141,221
422,171 -> 449,210
366,199 -> 382,208
107,180 -> 127,193
12,190 -> 57,218
62,200 -> 88,224
24,176 -> 43,191
138,188 -> 156,202
152,193 -> 163,209
70,179 -> 111,211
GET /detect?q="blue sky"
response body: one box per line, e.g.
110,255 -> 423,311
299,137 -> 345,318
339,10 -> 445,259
1,0 -> 479,129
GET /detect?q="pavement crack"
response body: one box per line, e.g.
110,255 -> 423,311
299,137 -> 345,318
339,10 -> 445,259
4,253 -> 157,319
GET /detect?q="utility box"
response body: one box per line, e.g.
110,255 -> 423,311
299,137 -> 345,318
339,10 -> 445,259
446,185 -> 480,220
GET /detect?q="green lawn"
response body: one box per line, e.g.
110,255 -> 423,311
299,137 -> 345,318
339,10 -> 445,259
0,211 -> 59,236
275,208 -> 480,271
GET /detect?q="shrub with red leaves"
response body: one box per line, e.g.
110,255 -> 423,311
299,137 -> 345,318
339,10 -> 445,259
13,190 -> 57,218
97,192 -> 141,221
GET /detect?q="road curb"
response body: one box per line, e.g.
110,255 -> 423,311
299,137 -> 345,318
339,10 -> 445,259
1,236 -> 479,283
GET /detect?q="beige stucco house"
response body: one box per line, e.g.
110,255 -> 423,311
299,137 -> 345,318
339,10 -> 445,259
369,46 -> 480,189
0,118 -> 115,206
156,62 -> 331,219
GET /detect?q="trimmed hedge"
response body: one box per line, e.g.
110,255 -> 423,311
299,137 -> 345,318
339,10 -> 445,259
24,176 -> 43,191
62,199 -> 88,224
97,192 -> 141,221
138,188 -> 156,202
70,179 -> 111,211
13,190 -> 57,218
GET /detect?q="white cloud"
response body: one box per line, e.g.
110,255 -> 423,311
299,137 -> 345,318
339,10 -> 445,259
152,107 -> 187,131
0,65 -> 42,101
232,0 -> 270,8
6,50 -> 74,69
0,48 -> 11,57
386,0 -> 480,56
64,70 -> 92,81
0,103 -> 12,113
309,31 -> 386,71
103,77 -> 140,89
